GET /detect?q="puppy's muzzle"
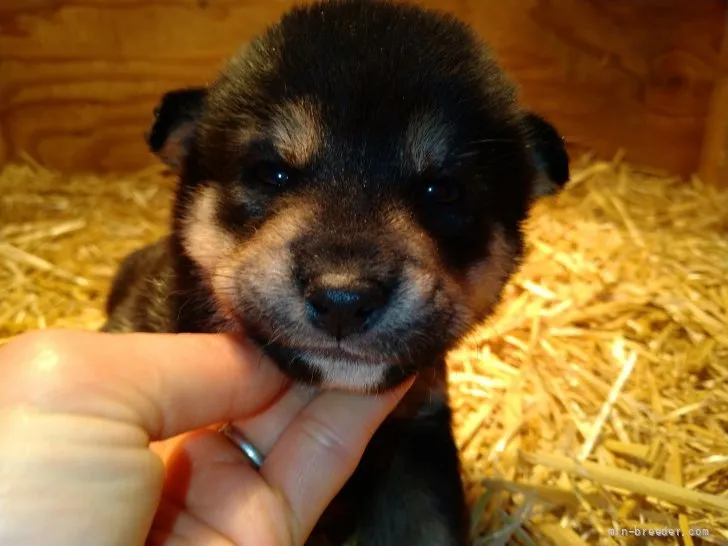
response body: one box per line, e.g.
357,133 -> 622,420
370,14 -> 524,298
303,277 -> 393,339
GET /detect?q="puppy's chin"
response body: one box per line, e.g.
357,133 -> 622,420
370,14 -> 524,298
301,354 -> 410,394
251,338 -> 416,394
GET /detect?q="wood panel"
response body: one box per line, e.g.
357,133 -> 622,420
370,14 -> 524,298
699,15 -> 728,188
465,0 -> 727,181
1,0 -> 727,180
0,0 -> 296,173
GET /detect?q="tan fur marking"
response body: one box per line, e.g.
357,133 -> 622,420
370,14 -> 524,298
404,112 -> 453,172
157,129 -> 194,172
386,209 -> 441,266
271,99 -> 323,167
180,185 -> 236,275
212,202 -> 317,315
317,272 -> 360,288
383,209 -> 453,333
464,226 -> 517,315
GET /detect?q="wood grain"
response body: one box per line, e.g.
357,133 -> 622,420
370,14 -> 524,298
1,0 -> 295,172
462,0 -> 727,178
1,0 -> 727,179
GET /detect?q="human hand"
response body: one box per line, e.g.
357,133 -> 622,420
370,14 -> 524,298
0,329 -> 412,546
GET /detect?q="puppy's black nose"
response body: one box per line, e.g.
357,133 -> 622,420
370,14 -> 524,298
305,280 -> 389,339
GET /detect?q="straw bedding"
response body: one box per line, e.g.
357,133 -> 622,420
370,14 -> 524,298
1,154 -> 727,545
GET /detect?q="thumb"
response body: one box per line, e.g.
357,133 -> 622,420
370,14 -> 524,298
0,329 -> 290,442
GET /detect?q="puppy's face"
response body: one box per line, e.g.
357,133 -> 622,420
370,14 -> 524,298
148,0 -> 569,393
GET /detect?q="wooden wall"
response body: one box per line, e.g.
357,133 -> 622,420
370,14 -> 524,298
1,0 -> 727,185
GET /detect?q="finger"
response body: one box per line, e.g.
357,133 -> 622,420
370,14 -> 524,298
156,429 -> 295,546
148,499 -> 234,546
261,379 -> 414,543
1,329 -> 289,442
231,383 -> 320,455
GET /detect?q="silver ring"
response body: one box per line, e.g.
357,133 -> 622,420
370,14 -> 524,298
219,423 -> 265,469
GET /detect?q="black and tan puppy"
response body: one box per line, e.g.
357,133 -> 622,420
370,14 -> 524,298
102,0 -> 570,544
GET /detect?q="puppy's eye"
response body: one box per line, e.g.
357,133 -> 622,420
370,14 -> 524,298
424,180 -> 461,204
250,162 -> 291,187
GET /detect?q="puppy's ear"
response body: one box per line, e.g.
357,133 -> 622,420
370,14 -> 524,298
145,87 -> 207,172
523,112 -> 570,198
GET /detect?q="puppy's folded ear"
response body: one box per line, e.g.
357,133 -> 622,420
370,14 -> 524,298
145,87 -> 207,172
523,112 -> 570,198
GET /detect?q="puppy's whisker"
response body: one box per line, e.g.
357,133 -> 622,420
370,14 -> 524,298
463,137 -> 522,146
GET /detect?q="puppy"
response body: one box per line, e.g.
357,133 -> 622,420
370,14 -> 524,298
102,0 -> 570,544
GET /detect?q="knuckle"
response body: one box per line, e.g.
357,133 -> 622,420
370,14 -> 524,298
299,414 -> 359,470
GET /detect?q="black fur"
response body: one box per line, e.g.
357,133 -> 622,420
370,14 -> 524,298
524,112 -> 570,192
103,1 -> 570,544
145,88 -> 206,153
